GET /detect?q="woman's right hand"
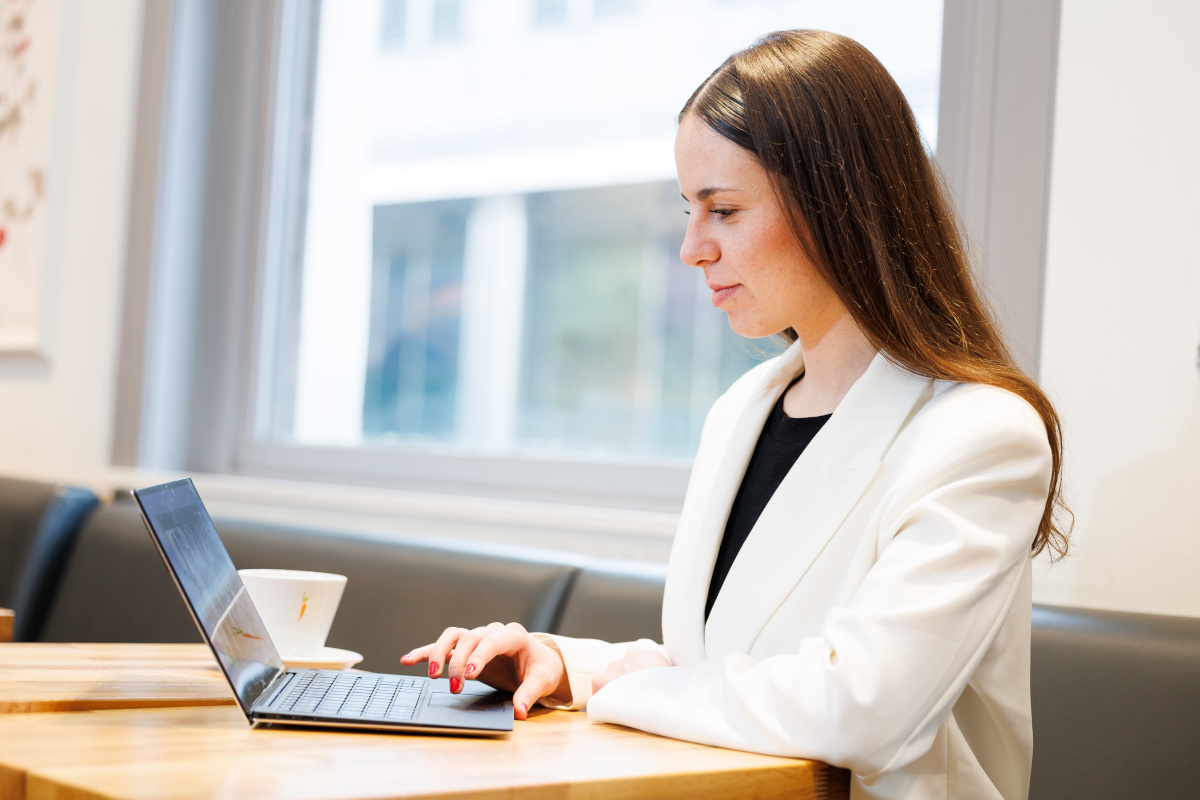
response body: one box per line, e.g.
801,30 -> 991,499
400,622 -> 569,720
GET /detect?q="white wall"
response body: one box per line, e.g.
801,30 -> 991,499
1,0 -> 1198,614
0,0 -> 143,488
1034,0 -> 1200,616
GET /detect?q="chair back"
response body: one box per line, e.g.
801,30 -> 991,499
0,477 -> 98,641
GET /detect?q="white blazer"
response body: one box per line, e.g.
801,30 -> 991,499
541,342 -> 1051,800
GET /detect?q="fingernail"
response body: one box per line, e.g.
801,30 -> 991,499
520,702 -> 528,715
449,677 -> 462,693
429,662 -> 439,677
464,663 -> 476,676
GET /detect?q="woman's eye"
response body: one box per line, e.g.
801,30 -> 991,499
681,207 -> 735,218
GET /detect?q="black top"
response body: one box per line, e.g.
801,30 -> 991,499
704,378 -> 831,621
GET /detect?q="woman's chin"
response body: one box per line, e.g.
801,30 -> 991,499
725,316 -> 786,340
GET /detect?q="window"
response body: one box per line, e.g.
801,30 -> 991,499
117,0 -> 1063,529
593,0 -> 638,18
430,0 -> 461,42
380,0 -> 407,49
534,0 -> 568,26
235,0 -> 945,506
120,0 -> 976,513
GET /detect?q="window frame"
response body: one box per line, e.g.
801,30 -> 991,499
113,0 -> 1061,516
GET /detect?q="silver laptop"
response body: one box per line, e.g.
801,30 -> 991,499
132,478 -> 513,735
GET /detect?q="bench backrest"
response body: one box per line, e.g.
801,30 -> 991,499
39,498 -> 585,673
0,477 -> 98,641
552,558 -> 667,643
39,501 -> 201,644
1029,604 -> 1200,800
216,518 -> 585,673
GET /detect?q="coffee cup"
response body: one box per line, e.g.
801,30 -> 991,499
237,569 -> 347,657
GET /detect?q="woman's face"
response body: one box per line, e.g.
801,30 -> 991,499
674,114 -> 842,340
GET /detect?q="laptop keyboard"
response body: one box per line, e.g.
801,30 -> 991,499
277,672 -> 425,721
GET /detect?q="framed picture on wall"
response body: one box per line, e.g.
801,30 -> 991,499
0,0 -> 68,361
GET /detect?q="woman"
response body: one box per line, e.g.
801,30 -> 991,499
402,30 -> 1069,800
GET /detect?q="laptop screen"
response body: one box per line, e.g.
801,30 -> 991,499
134,479 -> 284,714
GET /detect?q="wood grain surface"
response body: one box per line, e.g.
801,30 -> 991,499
0,608 -> 12,643
0,703 -> 848,800
0,642 -> 235,712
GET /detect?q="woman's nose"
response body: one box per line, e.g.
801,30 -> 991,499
680,218 -> 718,268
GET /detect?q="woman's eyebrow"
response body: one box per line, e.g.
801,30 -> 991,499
681,187 -> 738,202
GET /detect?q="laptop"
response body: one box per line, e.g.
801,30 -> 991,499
132,478 -> 513,735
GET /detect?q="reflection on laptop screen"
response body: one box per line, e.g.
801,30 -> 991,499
135,480 -> 284,710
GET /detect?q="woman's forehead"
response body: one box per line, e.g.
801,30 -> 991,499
675,116 -> 768,197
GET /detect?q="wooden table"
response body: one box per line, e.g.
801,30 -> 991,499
0,643 -> 849,800
0,643 -> 234,712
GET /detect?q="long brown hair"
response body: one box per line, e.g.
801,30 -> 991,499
682,30 -> 1070,559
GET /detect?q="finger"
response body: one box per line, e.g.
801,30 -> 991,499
399,642 -> 436,666
511,661 -> 562,721
457,623 -> 520,683
446,625 -> 499,690
425,627 -> 467,679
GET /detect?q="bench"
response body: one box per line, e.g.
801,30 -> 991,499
1029,604 -> 1200,800
39,498 -> 591,674
7,476 -> 1198,797
0,476 -> 99,642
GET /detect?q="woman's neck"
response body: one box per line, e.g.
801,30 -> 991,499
783,313 -> 878,418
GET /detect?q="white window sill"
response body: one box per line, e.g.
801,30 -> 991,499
98,467 -> 679,562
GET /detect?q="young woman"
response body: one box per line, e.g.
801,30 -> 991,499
401,30 -> 1069,800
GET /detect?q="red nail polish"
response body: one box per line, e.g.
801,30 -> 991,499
429,662 -> 439,677
464,663 -> 476,675
450,677 -> 462,693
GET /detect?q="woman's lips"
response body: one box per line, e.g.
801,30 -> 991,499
709,283 -> 740,307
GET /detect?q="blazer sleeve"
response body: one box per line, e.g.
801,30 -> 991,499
530,635 -> 669,711
584,388 -> 1052,779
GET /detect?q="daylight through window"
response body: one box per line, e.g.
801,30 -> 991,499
257,0 -> 944,469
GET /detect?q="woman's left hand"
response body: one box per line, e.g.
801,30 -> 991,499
592,647 -> 671,696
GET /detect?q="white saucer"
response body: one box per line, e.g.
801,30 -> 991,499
281,646 -> 363,671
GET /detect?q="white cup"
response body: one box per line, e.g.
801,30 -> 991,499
237,569 -> 347,657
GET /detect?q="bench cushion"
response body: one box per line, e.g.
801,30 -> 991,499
0,477 -> 64,607
0,477 -> 99,641
552,558 -> 666,643
39,498 -> 586,675
1029,604 -> 1200,800
215,519 -> 585,673
39,501 -> 201,644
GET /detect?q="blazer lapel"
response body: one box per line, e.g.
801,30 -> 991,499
703,353 -> 934,658
661,342 -> 806,667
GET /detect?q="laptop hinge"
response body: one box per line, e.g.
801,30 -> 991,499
252,670 -> 297,712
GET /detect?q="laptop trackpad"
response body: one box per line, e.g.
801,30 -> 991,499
427,692 -> 507,713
